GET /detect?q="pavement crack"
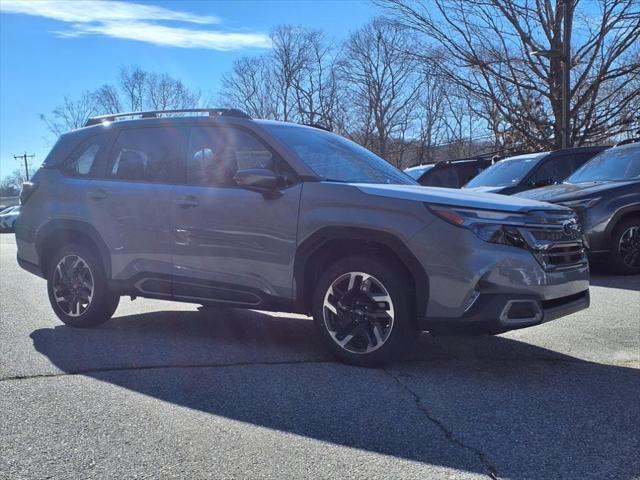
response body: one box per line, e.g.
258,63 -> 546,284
383,367 -> 500,480
0,358 -> 332,382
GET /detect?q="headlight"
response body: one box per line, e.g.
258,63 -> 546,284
557,197 -> 601,210
427,205 -> 528,226
427,204 -> 526,247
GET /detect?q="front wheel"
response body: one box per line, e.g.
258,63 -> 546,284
610,218 -> 640,275
47,244 -> 119,328
312,255 -> 415,367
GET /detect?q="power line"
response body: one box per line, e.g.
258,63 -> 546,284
13,152 -> 35,181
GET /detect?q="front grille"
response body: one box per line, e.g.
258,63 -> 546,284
518,209 -> 587,271
535,242 -> 586,270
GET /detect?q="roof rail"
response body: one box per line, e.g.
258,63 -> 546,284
84,108 -> 251,127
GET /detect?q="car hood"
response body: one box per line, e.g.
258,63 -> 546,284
353,184 -> 566,213
514,180 -> 639,202
463,185 -> 506,194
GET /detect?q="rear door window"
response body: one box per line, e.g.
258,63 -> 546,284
107,127 -> 187,183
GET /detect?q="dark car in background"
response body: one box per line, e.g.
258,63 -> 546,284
405,157 -> 491,188
516,141 -> 640,274
464,146 -> 607,195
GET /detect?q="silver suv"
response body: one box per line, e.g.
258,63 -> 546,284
16,109 -> 590,366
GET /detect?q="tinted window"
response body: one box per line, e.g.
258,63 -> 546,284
187,127 -> 291,187
107,127 -> 185,183
64,141 -> 102,177
263,124 -> 416,185
573,151 -> 600,167
529,156 -> 576,185
457,165 -> 484,186
425,167 -> 460,188
567,145 -> 640,183
465,154 -> 545,188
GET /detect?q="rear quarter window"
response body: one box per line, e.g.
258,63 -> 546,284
64,142 -> 102,177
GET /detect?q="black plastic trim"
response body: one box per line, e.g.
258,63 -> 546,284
604,204 -> 640,241
420,290 -> 589,335
109,273 -> 295,312
35,219 -> 112,277
293,227 -> 429,315
17,256 -> 44,278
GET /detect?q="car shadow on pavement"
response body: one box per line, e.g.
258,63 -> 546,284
30,309 -> 640,479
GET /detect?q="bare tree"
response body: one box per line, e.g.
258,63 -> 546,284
220,57 -> 280,119
270,25 -> 315,122
119,65 -> 147,111
42,66 -> 202,138
219,25 -> 345,129
340,18 -> 422,164
414,70 -> 448,163
290,30 -> 344,129
145,73 -> 200,110
40,91 -> 97,136
93,84 -> 122,114
378,0 -> 640,149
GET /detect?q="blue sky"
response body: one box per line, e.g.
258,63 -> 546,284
0,0 -> 378,177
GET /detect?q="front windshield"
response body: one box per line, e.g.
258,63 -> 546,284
263,124 -> 416,185
465,154 -> 544,188
566,145 -> 640,183
405,165 -> 433,180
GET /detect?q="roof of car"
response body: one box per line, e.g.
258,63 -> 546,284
501,152 -> 549,162
545,145 -> 609,156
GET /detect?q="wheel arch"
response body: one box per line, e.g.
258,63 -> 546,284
605,204 -> 640,241
36,219 -> 112,278
293,227 -> 429,319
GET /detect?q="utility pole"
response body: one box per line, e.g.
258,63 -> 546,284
530,0 -> 573,149
561,0 -> 573,149
14,152 -> 35,181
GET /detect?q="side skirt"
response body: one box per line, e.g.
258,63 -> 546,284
108,273 -> 299,313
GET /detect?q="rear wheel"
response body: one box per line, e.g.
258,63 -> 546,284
46,244 -> 119,327
312,255 -> 415,367
610,218 -> 640,275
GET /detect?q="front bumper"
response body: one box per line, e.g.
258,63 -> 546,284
419,289 -> 589,335
408,216 -> 590,333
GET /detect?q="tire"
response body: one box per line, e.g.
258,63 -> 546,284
610,218 -> 640,275
311,255 -> 416,367
46,243 -> 119,327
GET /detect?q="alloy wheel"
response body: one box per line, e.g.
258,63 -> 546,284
52,254 -> 94,317
618,225 -> 640,268
322,271 -> 394,354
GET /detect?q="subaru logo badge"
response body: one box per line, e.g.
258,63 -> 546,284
562,219 -> 580,237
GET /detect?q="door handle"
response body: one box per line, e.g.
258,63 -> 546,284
88,188 -> 107,200
174,196 -> 199,208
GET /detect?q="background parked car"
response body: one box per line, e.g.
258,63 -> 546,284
516,140 -> 639,274
0,205 -> 20,232
464,146 -> 607,194
405,157 -> 492,188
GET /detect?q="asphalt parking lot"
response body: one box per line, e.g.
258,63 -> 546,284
1,233 -> 639,479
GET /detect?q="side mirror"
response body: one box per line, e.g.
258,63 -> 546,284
234,168 -> 281,191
